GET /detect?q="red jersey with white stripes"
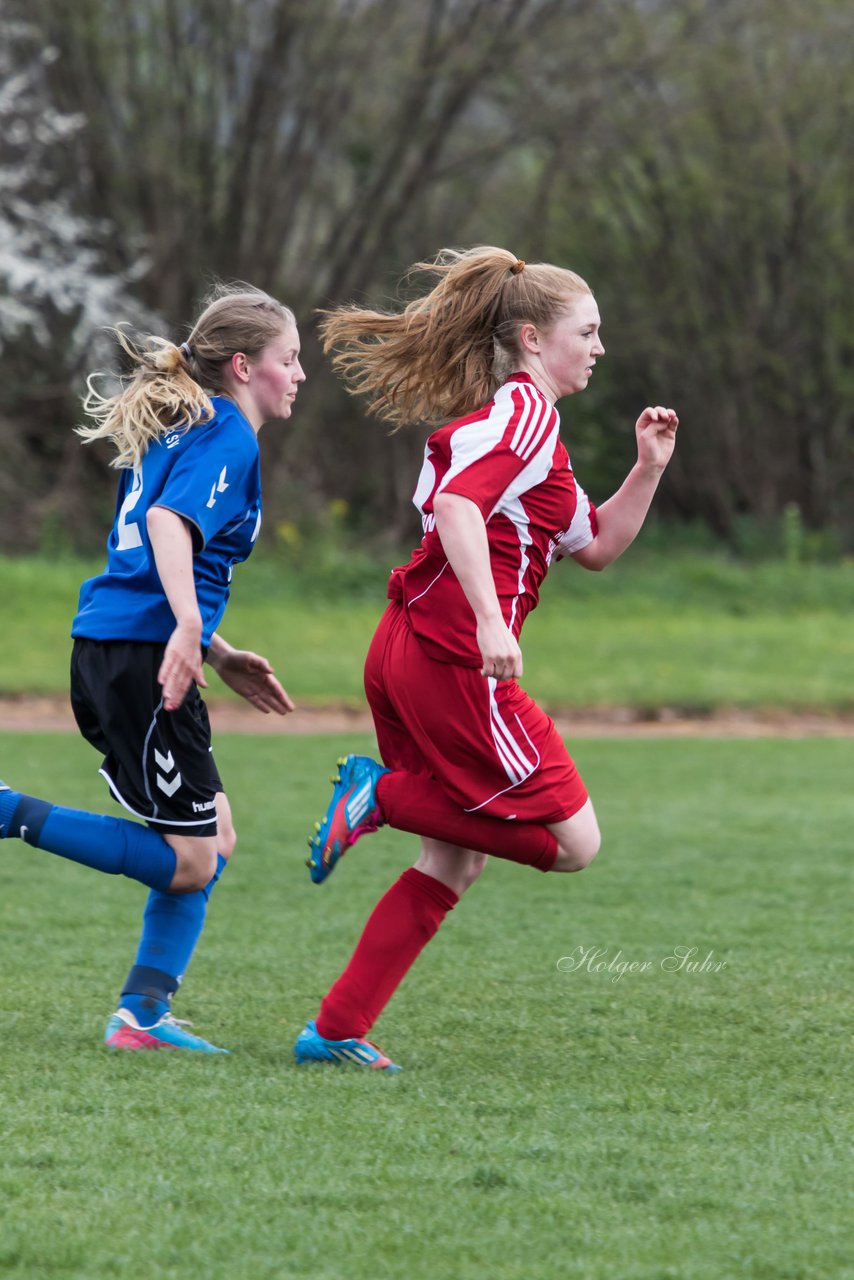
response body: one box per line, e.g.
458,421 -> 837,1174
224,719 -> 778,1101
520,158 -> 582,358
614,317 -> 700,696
388,373 -> 598,666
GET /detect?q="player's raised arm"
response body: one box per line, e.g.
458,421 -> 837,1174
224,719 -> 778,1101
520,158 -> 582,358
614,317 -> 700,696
571,406 -> 679,572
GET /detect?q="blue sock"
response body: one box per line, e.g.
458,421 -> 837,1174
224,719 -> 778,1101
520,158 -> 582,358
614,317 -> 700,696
0,789 -> 176,891
121,854 -> 227,1027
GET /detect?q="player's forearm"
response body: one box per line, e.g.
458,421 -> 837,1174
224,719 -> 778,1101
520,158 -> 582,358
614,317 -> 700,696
573,462 -> 664,571
433,492 -> 503,622
146,506 -> 203,632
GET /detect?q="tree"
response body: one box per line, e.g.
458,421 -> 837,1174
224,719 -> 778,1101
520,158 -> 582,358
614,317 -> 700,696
14,0 -> 603,545
3,0 -> 852,551
528,0 -> 854,541
0,12 -> 153,547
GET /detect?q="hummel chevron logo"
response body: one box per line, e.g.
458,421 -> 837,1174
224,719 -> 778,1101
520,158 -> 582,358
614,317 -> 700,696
154,748 -> 182,797
206,466 -> 230,509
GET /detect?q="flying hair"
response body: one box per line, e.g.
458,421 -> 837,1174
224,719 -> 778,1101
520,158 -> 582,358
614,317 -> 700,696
318,246 -> 590,428
77,283 -> 296,469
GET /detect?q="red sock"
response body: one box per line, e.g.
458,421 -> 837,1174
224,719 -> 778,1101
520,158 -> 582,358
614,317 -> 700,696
317,867 -> 459,1040
376,771 -> 558,872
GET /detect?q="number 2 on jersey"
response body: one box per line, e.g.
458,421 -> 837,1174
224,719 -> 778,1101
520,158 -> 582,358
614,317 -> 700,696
116,465 -> 144,550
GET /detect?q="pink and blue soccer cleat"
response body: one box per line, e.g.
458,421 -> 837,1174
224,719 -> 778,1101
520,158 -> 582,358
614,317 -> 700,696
104,1008 -> 228,1053
293,1019 -> 401,1072
306,754 -> 389,885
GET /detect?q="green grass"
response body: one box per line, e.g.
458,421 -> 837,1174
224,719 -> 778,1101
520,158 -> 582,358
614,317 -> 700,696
3,551 -> 854,712
0,732 -> 851,1279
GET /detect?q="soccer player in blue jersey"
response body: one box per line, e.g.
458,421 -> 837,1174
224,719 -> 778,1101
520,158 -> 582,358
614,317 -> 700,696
0,284 -> 304,1052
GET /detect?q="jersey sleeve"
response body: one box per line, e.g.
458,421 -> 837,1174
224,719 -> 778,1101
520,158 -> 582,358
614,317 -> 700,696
557,479 -> 598,554
438,383 -> 558,518
154,418 -> 259,551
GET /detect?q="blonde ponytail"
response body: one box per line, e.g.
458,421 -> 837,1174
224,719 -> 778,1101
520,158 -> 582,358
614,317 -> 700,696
319,246 -> 590,428
78,329 -> 213,470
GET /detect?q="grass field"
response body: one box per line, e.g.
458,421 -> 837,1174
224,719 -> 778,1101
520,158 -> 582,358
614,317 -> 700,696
3,551 -> 854,712
1,731 -> 850,1279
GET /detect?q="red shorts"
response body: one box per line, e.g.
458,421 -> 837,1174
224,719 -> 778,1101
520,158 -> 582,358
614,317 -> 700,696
364,602 -> 588,824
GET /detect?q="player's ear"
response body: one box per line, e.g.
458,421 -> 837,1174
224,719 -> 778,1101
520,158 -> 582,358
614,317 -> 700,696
229,352 -> 252,384
519,322 -> 539,354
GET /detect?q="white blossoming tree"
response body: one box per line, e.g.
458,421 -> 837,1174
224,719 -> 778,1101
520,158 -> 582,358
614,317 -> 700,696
0,18 -> 154,547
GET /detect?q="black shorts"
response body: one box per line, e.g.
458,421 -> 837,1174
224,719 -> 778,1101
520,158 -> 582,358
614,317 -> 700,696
70,638 -> 223,837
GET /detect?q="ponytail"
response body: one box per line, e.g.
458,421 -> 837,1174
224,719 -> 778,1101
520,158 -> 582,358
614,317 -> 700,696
78,329 -> 212,470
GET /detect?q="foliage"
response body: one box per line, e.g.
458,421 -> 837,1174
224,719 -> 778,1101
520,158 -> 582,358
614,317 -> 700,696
0,22 -> 149,356
0,15 -> 157,548
537,0 -> 854,541
0,732 -> 851,1278
1,0 -> 853,551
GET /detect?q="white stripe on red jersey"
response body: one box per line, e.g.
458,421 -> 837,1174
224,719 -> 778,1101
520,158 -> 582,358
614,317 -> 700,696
510,383 -> 550,458
434,380 -> 557,514
557,485 -> 596,555
388,373 -> 598,667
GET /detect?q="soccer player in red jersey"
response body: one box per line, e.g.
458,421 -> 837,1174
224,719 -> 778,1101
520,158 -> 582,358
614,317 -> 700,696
294,247 -> 678,1071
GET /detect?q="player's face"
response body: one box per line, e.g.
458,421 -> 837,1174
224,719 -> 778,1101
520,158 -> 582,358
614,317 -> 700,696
246,323 -> 306,425
534,294 -> 604,400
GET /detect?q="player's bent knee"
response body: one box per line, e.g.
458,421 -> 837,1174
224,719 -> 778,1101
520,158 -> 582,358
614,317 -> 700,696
167,841 -> 219,892
457,850 -> 488,892
170,862 -> 217,893
553,827 -> 601,873
415,840 -> 486,896
548,800 -> 601,873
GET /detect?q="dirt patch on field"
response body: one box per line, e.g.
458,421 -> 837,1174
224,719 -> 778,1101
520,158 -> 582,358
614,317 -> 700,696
3,696 -> 854,738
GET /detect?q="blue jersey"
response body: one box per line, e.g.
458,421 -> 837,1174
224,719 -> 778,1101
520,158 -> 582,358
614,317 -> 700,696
72,397 -> 261,646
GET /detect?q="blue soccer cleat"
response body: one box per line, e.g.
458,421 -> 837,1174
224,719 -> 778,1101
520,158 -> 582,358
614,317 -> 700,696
104,1008 -> 229,1054
306,754 -> 389,885
293,1019 -> 401,1072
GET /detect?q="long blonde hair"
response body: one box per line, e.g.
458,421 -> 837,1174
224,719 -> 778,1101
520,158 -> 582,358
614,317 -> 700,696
319,246 -> 591,428
78,284 -> 296,468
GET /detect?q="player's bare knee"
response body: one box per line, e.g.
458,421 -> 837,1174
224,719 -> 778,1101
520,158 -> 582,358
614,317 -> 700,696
415,840 -> 485,896
169,864 -> 207,893
458,850 -> 487,892
554,829 -> 601,873
168,841 -> 219,892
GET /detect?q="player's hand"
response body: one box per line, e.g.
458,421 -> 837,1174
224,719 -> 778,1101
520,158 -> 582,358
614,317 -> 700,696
212,647 -> 295,715
635,406 -> 679,471
159,619 -> 207,712
476,615 -> 523,681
